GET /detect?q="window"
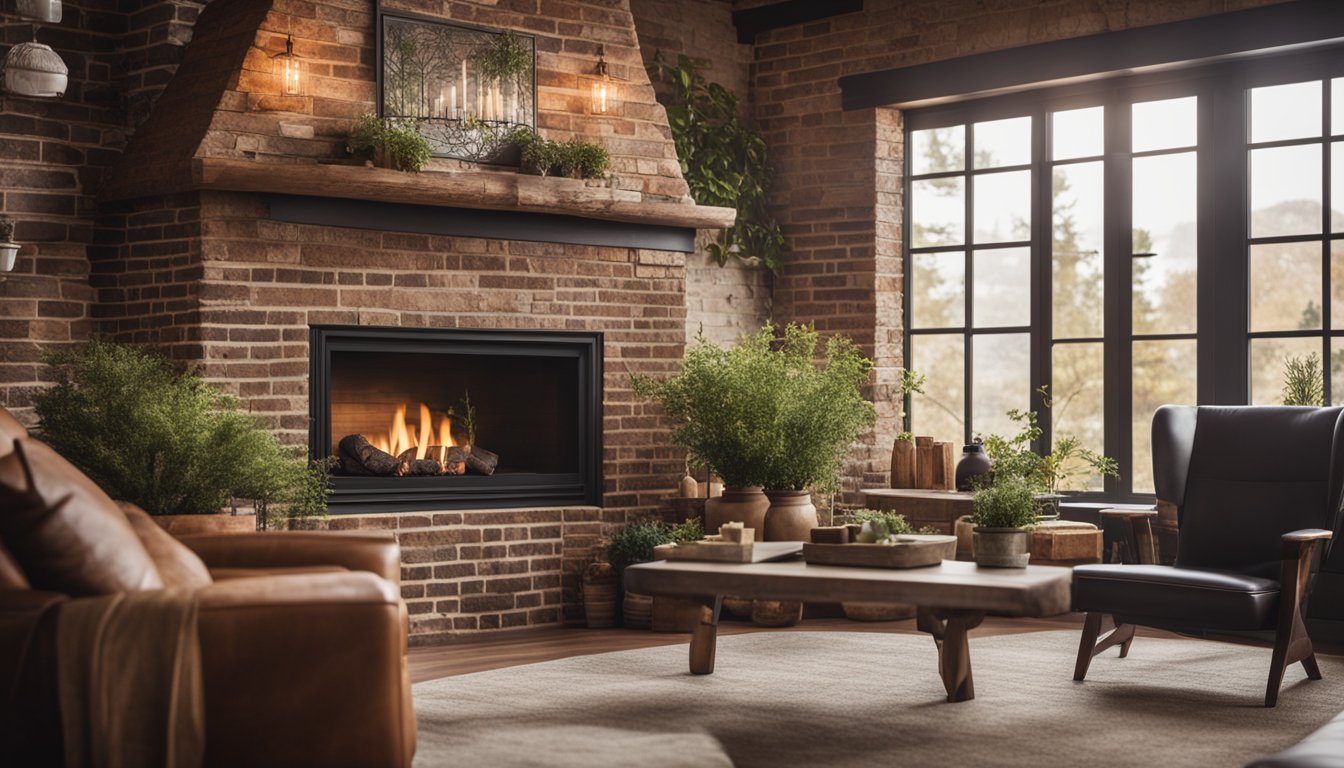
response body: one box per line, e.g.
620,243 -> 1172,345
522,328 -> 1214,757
903,49 -> 1344,500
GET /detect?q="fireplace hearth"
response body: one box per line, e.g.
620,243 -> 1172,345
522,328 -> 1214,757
309,326 -> 603,512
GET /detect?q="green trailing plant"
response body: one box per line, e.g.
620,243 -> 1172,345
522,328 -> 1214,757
978,386 -> 1118,495
1282,352 -> 1324,406
345,113 -> 432,172
478,31 -> 532,81
33,341 -> 329,523
651,53 -> 783,271
633,323 -> 875,494
971,473 -> 1040,529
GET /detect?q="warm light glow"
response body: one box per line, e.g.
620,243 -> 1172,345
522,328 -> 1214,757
281,56 -> 301,96
373,402 -> 456,458
591,78 -> 609,114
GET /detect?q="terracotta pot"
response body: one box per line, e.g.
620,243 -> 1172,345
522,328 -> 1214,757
622,592 -> 653,629
751,599 -> 803,627
704,486 -> 769,540
972,527 -> 1031,568
842,602 -> 917,622
583,580 -> 618,629
153,513 -> 255,537
762,489 -> 818,542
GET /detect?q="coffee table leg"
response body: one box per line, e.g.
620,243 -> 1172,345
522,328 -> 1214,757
916,608 -> 986,702
689,595 -> 723,675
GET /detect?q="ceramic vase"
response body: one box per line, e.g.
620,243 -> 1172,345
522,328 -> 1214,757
762,489 -> 818,542
954,442 -> 992,491
704,486 -> 769,539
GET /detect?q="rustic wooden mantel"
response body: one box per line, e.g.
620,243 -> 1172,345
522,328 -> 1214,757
181,157 -> 738,231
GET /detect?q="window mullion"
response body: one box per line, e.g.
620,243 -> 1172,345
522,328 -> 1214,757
1033,106 -> 1052,455
1103,91 -> 1132,498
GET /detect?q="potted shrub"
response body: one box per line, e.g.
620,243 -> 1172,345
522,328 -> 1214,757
755,324 -> 876,541
0,216 -> 18,272
970,474 -> 1039,567
32,340 -> 329,533
606,520 -> 672,629
346,113 -> 432,172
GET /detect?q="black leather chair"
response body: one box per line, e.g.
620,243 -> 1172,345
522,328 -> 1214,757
1071,405 -> 1343,707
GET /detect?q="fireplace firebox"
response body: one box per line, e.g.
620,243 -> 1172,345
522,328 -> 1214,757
309,326 -> 603,512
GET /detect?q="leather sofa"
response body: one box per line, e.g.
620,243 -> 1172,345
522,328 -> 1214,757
1248,710 -> 1344,767
0,407 -> 416,767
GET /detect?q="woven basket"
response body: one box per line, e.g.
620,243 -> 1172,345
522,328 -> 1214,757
583,581 -> 618,629
751,599 -> 803,627
623,592 -> 654,630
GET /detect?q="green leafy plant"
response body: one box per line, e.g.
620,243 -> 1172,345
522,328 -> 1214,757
478,31 -> 532,81
0,216 -> 14,243
633,323 -> 875,494
978,386 -> 1118,495
848,508 -> 913,536
668,518 -> 704,543
568,138 -> 610,180
512,129 -> 608,179
33,341 -> 328,523
1282,352 -> 1324,406
971,473 -> 1040,529
345,113 -> 432,172
606,520 -> 673,571
651,53 -> 783,271
897,367 -> 925,438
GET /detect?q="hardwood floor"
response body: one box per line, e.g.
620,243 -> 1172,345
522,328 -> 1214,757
409,612 -> 1108,683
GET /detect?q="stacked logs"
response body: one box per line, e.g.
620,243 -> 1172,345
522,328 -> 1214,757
338,434 -> 500,477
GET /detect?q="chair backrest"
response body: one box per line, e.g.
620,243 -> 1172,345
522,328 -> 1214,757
1155,405 -> 1344,579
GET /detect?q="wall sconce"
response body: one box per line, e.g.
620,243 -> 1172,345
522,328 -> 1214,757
272,33 -> 302,96
16,0 -> 62,23
590,45 -> 617,115
0,217 -> 19,273
3,40 -> 67,98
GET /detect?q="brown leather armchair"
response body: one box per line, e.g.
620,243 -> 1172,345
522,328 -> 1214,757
0,409 -> 416,767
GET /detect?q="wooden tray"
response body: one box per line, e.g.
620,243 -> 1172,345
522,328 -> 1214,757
653,541 -> 803,564
802,534 -> 957,569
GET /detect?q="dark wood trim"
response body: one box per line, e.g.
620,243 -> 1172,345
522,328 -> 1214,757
840,0 -> 1344,110
1073,612 -> 1136,681
266,194 -> 696,253
731,0 -> 862,44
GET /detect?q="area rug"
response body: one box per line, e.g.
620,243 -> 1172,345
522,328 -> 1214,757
411,630 -> 1344,767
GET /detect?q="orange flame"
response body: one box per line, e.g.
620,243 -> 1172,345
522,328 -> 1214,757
372,403 -> 455,457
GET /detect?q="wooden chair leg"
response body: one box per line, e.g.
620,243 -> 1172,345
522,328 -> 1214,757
1074,613 -> 1136,681
1266,537 -> 1327,707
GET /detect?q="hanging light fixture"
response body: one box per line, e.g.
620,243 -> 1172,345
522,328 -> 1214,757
16,0 -> 62,23
3,40 -> 68,98
590,45 -> 617,115
273,33 -> 302,96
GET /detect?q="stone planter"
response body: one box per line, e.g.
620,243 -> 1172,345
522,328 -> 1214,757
153,513 -> 255,537
762,489 -> 818,542
704,486 -> 769,540
972,527 -> 1031,568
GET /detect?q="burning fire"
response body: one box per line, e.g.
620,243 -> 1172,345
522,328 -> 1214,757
372,403 -> 455,459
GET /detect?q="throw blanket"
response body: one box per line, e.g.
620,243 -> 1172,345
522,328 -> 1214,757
57,589 -> 204,768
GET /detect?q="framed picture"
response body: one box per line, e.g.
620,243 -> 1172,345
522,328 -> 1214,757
375,7 -> 537,164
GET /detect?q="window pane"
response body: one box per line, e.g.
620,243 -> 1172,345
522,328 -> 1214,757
1249,81 -> 1322,143
1335,78 -> 1343,135
1132,96 -> 1196,153
1334,142 -> 1344,232
1334,241 -> 1344,330
911,251 -> 965,329
1250,242 -> 1322,332
1250,144 -> 1322,238
973,247 -> 1030,327
1132,339 -> 1197,493
912,177 -> 965,248
973,116 -> 1031,169
1133,152 -> 1198,334
1250,336 -> 1320,405
1053,162 -> 1104,338
911,334 -> 965,443
972,170 -> 1030,243
1052,106 -> 1103,161
912,126 -> 965,175
1052,342 -> 1106,491
1333,338 -> 1344,404
971,333 -> 1030,440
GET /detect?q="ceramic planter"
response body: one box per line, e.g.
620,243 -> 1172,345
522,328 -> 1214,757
0,243 -> 18,272
972,527 -> 1031,568
762,489 -> 818,542
704,486 -> 769,540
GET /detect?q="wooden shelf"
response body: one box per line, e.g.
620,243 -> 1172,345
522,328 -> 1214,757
188,157 -> 737,231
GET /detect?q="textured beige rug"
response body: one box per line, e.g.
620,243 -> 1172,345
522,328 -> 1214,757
411,630 -> 1344,767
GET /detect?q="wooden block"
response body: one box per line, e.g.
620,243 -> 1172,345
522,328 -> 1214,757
891,439 -> 917,489
915,436 -> 936,490
811,526 -> 850,544
802,535 -> 957,569
1030,528 -> 1103,563
719,524 -> 754,544
932,442 -> 955,491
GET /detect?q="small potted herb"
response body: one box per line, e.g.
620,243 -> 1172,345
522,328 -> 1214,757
0,216 -> 18,272
346,114 -> 432,172
970,474 -> 1039,568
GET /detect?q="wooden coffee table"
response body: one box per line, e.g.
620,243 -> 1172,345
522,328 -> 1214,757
624,556 -> 1072,702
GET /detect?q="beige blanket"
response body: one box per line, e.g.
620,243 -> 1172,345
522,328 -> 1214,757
57,589 -> 204,768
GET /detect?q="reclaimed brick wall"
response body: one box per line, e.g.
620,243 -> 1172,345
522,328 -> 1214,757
748,0 -> 1290,500
630,0 -> 771,347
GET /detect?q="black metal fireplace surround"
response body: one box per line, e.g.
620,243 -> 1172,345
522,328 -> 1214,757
309,326 -> 603,512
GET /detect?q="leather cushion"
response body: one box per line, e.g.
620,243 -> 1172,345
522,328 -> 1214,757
0,538 -> 29,589
1073,564 -> 1280,631
119,501 -> 212,590
1246,708 -> 1344,767
0,439 -> 162,596
0,407 -> 28,457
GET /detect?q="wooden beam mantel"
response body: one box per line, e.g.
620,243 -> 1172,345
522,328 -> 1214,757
185,158 -> 737,231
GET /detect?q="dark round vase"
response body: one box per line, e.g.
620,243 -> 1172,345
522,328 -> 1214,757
955,442 -> 992,491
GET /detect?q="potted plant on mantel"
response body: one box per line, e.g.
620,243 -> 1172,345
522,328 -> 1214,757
969,474 -> 1040,568
0,216 -> 18,272
32,340 -> 329,535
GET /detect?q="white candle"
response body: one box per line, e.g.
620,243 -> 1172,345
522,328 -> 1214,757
449,84 -> 457,118
511,91 -> 519,123
434,91 -> 444,119
461,60 -> 467,112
